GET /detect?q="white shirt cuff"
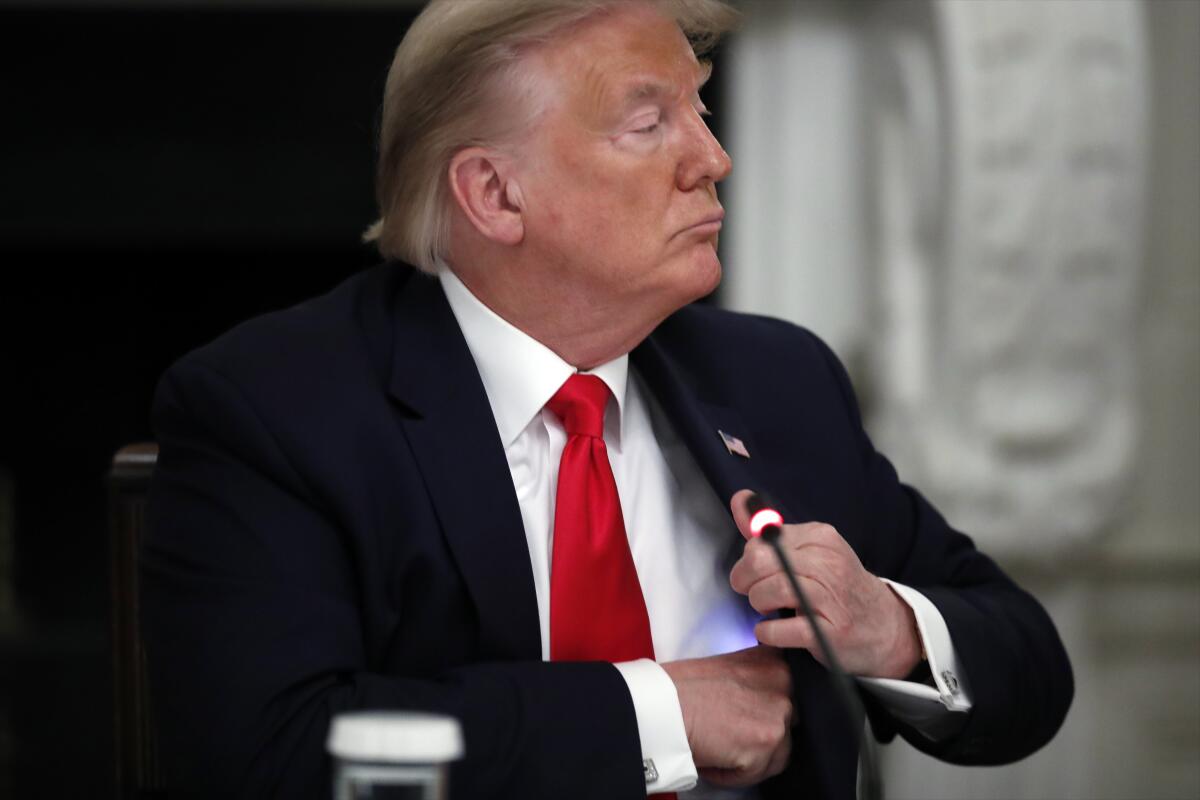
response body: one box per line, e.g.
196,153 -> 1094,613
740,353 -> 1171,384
613,659 -> 698,794
856,580 -> 973,740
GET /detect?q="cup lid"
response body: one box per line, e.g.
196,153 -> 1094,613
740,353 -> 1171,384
327,712 -> 464,764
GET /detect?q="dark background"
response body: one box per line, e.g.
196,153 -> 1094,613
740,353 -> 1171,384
0,4 -> 729,796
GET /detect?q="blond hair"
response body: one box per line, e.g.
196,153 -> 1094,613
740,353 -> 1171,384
364,0 -> 739,273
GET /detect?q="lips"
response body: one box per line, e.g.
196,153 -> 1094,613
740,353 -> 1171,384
679,209 -> 725,237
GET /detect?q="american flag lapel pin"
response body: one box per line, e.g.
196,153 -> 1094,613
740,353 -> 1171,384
718,429 -> 750,459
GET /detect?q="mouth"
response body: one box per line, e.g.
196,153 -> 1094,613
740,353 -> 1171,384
678,209 -> 725,238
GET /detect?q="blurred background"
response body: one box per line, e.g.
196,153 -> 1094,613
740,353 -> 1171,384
0,0 -> 1196,798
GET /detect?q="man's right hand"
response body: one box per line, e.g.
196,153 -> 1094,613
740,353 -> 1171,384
661,645 -> 793,787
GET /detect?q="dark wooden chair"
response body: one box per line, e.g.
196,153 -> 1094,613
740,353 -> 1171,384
109,443 -> 166,799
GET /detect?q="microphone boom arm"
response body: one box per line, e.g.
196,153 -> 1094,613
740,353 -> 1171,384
747,493 -> 883,800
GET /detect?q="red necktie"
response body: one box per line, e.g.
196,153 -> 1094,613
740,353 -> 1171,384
546,375 -> 675,799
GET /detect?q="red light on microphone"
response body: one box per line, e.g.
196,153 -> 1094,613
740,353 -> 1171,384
749,508 -> 783,537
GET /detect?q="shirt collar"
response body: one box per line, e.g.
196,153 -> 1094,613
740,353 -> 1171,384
438,267 -> 629,449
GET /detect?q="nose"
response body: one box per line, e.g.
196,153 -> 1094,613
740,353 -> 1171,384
676,110 -> 732,191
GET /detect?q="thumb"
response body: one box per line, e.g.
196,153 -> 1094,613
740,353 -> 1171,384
729,489 -> 758,541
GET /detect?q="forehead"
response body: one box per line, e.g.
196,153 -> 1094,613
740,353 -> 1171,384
536,4 -> 703,118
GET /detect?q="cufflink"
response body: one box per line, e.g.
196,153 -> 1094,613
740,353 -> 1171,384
941,669 -> 960,695
643,759 -> 659,784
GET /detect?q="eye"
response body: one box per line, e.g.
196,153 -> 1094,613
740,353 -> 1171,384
625,111 -> 662,136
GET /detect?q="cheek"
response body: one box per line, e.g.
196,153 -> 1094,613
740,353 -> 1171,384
589,166 -> 675,242
563,172 -> 645,243
535,139 -> 675,257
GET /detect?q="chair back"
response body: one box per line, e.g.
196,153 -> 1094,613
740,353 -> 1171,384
109,443 -> 165,799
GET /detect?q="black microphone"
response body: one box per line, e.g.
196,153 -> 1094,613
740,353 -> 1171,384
744,492 -> 883,800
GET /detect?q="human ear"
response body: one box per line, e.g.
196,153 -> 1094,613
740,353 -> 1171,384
447,147 -> 525,246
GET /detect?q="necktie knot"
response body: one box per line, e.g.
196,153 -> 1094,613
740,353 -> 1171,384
547,374 -> 610,438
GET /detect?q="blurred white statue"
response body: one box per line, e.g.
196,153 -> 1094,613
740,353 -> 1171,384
866,0 -> 1148,557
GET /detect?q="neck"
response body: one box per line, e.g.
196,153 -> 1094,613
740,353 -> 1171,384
450,261 -> 659,370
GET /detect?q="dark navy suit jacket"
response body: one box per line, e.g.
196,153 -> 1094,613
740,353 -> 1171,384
141,262 -> 1072,799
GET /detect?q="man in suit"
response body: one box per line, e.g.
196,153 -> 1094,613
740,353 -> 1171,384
141,1 -> 1073,797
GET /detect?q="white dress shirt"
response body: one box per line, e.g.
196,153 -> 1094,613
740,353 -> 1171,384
438,269 -> 971,796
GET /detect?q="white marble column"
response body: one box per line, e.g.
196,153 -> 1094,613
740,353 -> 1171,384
721,0 -> 868,361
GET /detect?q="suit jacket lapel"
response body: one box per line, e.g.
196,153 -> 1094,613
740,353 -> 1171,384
631,332 -> 806,525
385,271 -> 541,661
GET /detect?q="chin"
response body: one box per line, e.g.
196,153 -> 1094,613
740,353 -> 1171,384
687,242 -> 723,300
642,244 -> 723,319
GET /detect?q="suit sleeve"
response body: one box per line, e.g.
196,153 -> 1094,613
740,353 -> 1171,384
140,358 -> 646,800
809,332 -> 1074,765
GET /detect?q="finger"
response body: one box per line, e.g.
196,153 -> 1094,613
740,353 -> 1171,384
731,521 -> 853,593
729,488 -> 758,542
745,572 -> 796,613
742,644 -> 792,693
735,545 -> 838,603
778,550 -> 843,602
747,573 -> 839,623
755,616 -> 826,662
765,725 -> 792,780
729,538 -> 778,594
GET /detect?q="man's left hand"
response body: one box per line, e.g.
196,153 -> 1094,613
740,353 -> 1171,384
727,489 -> 922,680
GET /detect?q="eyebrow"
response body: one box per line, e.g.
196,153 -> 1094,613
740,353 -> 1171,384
618,61 -> 714,109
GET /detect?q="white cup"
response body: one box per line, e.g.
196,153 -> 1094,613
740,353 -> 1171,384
327,711 -> 464,800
